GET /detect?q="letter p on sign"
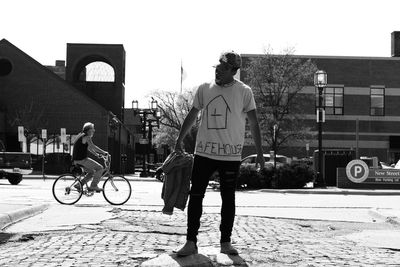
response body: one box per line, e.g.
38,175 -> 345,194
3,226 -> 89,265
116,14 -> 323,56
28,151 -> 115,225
354,166 -> 363,177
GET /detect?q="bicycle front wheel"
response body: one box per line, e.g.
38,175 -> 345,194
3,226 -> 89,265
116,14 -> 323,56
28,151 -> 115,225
52,174 -> 83,205
103,176 -> 132,205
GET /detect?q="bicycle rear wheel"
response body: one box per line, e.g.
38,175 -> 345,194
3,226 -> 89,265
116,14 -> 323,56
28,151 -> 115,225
103,175 -> 131,205
52,174 -> 83,205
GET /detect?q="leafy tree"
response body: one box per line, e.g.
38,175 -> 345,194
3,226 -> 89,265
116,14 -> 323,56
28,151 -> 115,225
243,48 -> 317,154
150,89 -> 199,153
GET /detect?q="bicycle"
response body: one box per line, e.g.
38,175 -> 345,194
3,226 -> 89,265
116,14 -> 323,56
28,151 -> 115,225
52,154 -> 132,205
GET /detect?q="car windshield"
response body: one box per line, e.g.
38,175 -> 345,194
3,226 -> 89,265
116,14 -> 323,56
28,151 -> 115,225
275,157 -> 287,163
242,155 -> 289,164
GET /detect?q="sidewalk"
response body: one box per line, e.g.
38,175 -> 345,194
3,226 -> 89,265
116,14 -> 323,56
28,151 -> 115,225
24,174 -> 400,195
0,203 -> 49,230
2,209 -> 400,266
259,187 -> 400,196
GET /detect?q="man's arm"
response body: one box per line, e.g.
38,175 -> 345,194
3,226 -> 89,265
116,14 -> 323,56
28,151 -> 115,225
247,109 -> 265,168
175,107 -> 200,151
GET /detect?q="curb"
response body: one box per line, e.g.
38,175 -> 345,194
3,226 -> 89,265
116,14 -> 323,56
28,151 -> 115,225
368,209 -> 400,225
0,204 -> 50,230
259,188 -> 400,196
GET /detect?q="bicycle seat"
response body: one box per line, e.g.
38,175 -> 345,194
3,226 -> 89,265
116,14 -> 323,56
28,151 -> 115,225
70,165 -> 85,176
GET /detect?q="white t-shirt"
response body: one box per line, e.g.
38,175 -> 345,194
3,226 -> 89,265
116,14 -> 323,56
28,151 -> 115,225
192,79 -> 256,161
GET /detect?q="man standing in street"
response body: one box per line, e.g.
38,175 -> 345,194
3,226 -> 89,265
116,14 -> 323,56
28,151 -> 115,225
175,51 -> 265,256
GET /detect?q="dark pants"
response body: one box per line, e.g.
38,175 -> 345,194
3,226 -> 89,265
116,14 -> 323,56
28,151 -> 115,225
187,155 -> 240,244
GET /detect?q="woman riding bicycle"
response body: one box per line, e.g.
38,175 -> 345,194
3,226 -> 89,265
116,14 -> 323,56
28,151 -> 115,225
72,122 -> 109,192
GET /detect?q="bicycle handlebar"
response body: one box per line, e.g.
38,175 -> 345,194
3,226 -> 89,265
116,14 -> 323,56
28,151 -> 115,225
98,153 -> 111,170
99,153 -> 110,160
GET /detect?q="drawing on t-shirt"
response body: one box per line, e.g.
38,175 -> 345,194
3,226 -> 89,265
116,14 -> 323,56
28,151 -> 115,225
206,95 -> 231,129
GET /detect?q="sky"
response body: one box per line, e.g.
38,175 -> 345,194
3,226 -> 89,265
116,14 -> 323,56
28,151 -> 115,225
2,0 -> 400,108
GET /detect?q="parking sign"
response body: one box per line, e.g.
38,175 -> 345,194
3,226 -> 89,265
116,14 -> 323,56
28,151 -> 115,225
345,160 -> 369,183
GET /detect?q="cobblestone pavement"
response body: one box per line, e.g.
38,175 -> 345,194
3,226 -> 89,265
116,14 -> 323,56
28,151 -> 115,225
1,208 -> 400,266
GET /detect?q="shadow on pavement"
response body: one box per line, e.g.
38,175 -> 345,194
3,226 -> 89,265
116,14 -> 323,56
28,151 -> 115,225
170,253 -> 248,267
0,182 -> 30,186
142,252 -> 249,266
0,233 -> 13,244
75,204 -> 109,208
171,253 -> 213,266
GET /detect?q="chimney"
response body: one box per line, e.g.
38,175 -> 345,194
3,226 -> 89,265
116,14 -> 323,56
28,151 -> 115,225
55,60 -> 65,67
391,32 -> 400,57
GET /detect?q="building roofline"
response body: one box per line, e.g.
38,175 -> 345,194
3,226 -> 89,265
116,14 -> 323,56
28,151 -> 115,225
67,43 -> 124,48
241,53 -> 400,61
0,38 -> 109,115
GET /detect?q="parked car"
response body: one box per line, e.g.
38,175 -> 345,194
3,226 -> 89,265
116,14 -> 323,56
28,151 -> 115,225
241,153 -> 291,169
0,139 -> 32,185
290,157 -> 313,166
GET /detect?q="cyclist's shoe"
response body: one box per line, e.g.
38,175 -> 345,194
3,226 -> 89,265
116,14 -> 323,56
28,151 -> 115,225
73,184 -> 82,193
88,186 -> 103,192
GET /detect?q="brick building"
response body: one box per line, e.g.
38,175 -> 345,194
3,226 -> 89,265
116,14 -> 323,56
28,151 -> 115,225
0,39 -> 134,173
240,32 -> 400,164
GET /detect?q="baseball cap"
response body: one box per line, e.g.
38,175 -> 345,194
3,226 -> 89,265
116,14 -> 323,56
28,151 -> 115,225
218,51 -> 242,69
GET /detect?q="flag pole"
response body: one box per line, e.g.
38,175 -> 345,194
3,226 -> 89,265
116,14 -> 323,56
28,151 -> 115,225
180,59 -> 183,94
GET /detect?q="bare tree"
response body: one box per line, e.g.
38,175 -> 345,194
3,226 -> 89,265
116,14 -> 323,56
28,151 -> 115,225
150,89 -> 199,153
8,100 -> 48,152
243,48 -> 317,154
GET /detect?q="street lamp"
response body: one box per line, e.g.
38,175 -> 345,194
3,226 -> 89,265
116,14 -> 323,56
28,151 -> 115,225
314,70 -> 327,188
151,98 -> 158,111
155,110 -> 161,120
273,124 -> 278,169
132,99 -> 161,177
41,129 -> 47,179
132,100 -> 139,111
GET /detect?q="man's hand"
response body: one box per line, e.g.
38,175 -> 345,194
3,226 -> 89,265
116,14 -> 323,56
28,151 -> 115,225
255,153 -> 265,170
247,110 -> 264,170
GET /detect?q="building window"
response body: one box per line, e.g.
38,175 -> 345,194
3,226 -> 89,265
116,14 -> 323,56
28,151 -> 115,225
370,87 -> 384,116
316,87 -> 344,115
0,58 -> 12,76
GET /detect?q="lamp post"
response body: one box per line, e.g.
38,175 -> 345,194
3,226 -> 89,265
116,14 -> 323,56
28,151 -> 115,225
41,129 -> 47,180
273,124 -> 278,169
314,70 -> 327,188
109,112 -> 120,173
147,110 -> 161,172
132,99 -> 160,177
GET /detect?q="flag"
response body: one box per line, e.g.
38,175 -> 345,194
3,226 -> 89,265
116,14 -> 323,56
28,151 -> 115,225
180,60 -> 187,93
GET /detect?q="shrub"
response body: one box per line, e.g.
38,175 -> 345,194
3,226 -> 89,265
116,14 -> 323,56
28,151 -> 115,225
237,164 -> 262,189
236,163 -> 316,189
237,164 -> 273,189
271,162 -> 316,189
